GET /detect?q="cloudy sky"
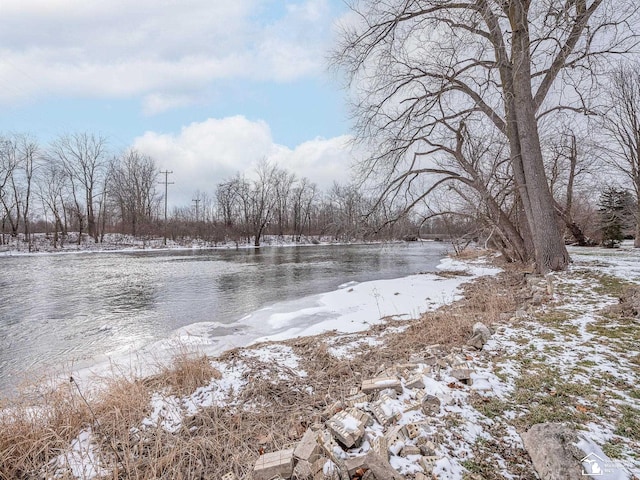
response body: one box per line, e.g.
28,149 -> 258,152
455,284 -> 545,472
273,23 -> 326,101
0,0 -> 358,206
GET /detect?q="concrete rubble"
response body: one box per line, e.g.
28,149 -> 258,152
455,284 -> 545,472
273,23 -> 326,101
250,343 -> 485,480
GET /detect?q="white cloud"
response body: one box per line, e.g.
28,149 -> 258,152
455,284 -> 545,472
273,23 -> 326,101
132,116 -> 358,207
0,0 -> 339,109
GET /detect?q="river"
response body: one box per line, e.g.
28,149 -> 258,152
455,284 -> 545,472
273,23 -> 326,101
0,242 -> 447,395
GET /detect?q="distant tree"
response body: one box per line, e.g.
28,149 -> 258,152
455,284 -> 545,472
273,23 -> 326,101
291,177 -> 317,241
109,150 -> 159,236
598,187 -> 634,248
50,133 -> 108,243
36,161 -> 68,247
603,65 -> 640,247
0,136 -> 20,238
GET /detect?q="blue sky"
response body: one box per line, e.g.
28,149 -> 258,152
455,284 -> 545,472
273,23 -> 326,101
0,0 -> 357,205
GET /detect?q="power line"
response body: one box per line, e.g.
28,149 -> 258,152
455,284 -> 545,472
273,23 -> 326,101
192,198 -> 200,222
159,170 -> 173,245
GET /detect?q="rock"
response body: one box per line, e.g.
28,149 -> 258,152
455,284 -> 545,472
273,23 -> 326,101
532,293 -> 544,305
451,368 -> 473,385
472,322 -> 492,343
467,333 -> 485,350
520,423 -> 585,480
468,322 -> 491,350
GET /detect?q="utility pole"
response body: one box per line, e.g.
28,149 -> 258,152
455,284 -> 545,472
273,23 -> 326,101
159,170 -> 173,246
192,198 -> 200,222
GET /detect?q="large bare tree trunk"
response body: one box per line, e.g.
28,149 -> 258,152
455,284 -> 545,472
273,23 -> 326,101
508,1 -> 570,272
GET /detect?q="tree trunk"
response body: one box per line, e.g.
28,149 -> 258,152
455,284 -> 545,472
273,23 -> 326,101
635,209 -> 640,248
510,1 -> 570,272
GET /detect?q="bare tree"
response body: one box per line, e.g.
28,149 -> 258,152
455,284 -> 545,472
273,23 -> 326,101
334,0 -> 637,271
15,134 -> 39,249
291,177 -> 317,241
0,136 -> 20,239
50,133 -> 108,243
603,65 -> 640,247
544,124 -> 598,245
109,150 -> 159,236
36,161 -> 68,248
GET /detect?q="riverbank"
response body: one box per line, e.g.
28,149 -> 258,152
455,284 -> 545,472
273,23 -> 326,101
0,232 -> 431,256
1,247 -> 639,479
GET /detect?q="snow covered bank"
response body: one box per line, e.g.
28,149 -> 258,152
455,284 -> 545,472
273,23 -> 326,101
73,257 -> 500,385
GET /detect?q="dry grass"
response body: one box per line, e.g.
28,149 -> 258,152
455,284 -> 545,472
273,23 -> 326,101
0,266 -> 525,480
146,351 -> 222,396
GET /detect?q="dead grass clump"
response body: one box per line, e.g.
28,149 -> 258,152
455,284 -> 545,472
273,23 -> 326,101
386,271 -> 521,355
605,284 -> 640,319
453,246 -> 488,260
0,382 -> 93,479
149,352 -> 221,396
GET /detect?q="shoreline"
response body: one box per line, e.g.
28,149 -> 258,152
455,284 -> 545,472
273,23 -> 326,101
0,233 -> 439,258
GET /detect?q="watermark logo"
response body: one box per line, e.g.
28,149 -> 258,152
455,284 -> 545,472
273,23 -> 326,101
581,452 -> 604,476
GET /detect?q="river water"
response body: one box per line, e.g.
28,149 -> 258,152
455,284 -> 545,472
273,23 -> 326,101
0,242 -> 446,395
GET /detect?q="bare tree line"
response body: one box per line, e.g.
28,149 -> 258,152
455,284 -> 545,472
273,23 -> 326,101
169,161 -> 418,246
0,134 -> 421,249
0,132 -> 160,249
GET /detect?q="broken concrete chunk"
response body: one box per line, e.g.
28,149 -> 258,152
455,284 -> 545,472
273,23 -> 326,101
294,428 -> 321,463
326,410 -> 366,448
404,374 -> 425,390
420,455 -> 440,474
402,400 -> 421,413
348,386 -> 359,396
414,473 -> 429,480
312,457 -> 337,480
419,441 -> 437,457
292,459 -> 313,480
450,368 -> 474,385
405,423 -> 421,440
445,353 -> 466,367
352,451 -> 403,480
400,445 -> 421,457
371,435 -> 389,461
420,365 -> 434,377
221,473 -> 237,480
345,407 -> 373,427
425,344 -> 444,356
370,394 -> 397,426
361,376 -> 402,394
384,424 -> 408,451
420,394 -> 441,416
361,470 -> 375,480
322,401 -> 344,419
317,430 -> 339,457
344,392 -> 368,407
344,455 -> 368,476
252,449 -> 295,480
